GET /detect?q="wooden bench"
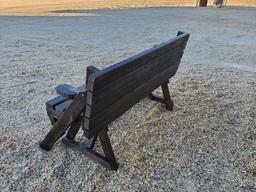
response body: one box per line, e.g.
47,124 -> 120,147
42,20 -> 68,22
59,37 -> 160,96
40,31 -> 190,170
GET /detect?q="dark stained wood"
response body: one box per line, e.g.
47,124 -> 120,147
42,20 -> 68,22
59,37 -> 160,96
46,107 -> 60,120
84,33 -> 189,138
46,65 -> 99,114
46,106 -> 58,125
161,82 -> 174,111
41,66 -> 100,149
86,46 -> 184,109
85,52 -> 183,117
177,31 -> 185,36
62,136 -> 114,169
41,32 -> 190,170
46,84 -> 85,112
98,128 -> 118,170
56,84 -> 81,99
40,92 -> 87,151
55,100 -> 72,113
148,82 -> 174,111
199,0 -> 208,7
46,95 -> 66,109
61,128 -> 117,170
84,63 -> 179,138
86,66 -> 100,84
66,120 -> 82,140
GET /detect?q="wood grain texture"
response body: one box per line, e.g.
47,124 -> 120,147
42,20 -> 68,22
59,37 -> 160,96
84,33 -> 189,138
85,51 -> 183,117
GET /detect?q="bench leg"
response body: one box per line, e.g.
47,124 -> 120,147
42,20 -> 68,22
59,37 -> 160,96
161,82 -> 174,111
40,92 -> 86,151
61,127 -> 118,170
66,120 -> 82,140
85,135 -> 98,149
98,128 -> 118,170
148,81 -> 174,111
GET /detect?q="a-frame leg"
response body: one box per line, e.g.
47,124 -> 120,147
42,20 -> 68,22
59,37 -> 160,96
66,120 -> 82,140
98,128 -> 118,170
61,127 -> 118,170
161,82 -> 174,111
40,92 -> 86,151
148,81 -> 174,111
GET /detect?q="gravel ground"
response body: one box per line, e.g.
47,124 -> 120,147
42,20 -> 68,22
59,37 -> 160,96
0,7 -> 256,192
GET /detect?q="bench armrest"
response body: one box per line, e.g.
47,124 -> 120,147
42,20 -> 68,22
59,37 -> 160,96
55,66 -> 99,99
56,84 -> 85,99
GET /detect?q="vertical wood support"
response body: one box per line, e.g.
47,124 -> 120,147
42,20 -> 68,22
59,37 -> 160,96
46,107 -> 57,125
148,82 -> 174,111
198,0 -> 208,7
161,82 -> 174,111
40,92 -> 86,151
98,128 -> 118,170
66,120 -> 82,140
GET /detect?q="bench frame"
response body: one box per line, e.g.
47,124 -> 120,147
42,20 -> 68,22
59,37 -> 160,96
41,81 -> 173,170
63,82 -> 173,170
40,32 -> 189,170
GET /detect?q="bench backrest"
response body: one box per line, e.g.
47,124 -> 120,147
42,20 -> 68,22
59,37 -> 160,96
83,32 -> 190,138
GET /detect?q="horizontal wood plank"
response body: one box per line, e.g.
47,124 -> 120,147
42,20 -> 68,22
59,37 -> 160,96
86,44 -> 185,105
86,51 -> 184,117
83,32 -> 190,138
84,63 -> 179,138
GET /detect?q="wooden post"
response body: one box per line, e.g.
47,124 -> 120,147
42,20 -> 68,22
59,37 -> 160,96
98,128 -> 118,170
198,0 -> 208,7
148,82 -> 174,111
66,120 -> 81,140
40,92 -> 86,151
161,82 -> 174,111
61,127 -> 118,170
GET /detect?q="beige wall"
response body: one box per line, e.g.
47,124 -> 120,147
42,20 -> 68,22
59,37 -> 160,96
1,0 -> 255,9
226,0 -> 256,7
0,0 -> 255,16
206,0 -> 256,6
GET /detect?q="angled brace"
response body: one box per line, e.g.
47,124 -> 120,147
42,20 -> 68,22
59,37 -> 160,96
62,127 -> 118,170
40,92 -> 87,151
148,81 -> 174,111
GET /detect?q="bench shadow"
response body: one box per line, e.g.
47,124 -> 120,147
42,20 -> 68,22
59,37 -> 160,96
49,9 -> 103,16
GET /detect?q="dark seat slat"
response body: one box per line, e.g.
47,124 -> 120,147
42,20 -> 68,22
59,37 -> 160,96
55,100 -> 73,113
46,84 -> 86,109
46,96 -> 66,109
